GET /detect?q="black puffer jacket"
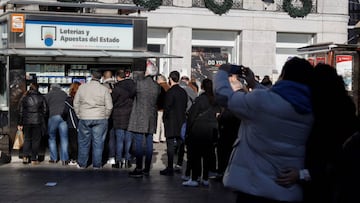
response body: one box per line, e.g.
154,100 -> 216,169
18,90 -> 48,125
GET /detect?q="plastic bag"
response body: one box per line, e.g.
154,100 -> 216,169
13,130 -> 24,150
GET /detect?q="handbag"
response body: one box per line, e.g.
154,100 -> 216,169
13,130 -> 24,150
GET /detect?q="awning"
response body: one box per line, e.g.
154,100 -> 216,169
0,48 -> 183,58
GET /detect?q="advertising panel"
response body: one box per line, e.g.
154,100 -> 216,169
25,20 -> 133,50
191,47 -> 228,81
336,55 -> 353,91
11,14 -> 25,33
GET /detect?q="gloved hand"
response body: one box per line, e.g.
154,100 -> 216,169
218,64 -> 232,73
218,64 -> 244,75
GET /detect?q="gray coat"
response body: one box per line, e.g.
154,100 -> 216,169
128,76 -> 160,134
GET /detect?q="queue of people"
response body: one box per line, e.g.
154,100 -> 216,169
16,58 -> 360,203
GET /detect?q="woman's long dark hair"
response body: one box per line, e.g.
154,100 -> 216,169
201,78 -> 215,105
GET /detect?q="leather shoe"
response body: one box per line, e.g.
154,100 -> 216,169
160,168 -> 174,176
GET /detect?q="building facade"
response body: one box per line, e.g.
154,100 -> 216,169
3,0 -> 349,81
138,0 -> 348,81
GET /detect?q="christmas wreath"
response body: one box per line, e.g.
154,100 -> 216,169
204,0 -> 233,15
133,0 -> 162,11
283,0 -> 312,18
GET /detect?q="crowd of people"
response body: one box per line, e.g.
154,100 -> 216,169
16,57 -> 360,203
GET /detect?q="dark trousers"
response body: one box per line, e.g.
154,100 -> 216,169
166,137 -> 180,170
184,144 -> 192,177
68,128 -> 78,161
23,124 -> 42,161
190,141 -> 212,181
209,144 -> 217,172
217,139 -> 234,174
176,141 -> 185,166
236,192 -> 295,203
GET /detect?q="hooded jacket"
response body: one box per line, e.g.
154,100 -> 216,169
214,70 -> 314,202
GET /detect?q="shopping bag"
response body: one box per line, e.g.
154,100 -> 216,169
13,130 -> 24,150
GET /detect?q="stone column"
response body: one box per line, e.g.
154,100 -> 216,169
239,30 -> 276,78
169,26 -> 192,77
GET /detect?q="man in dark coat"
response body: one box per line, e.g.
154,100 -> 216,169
128,65 -> 160,178
160,71 -> 188,176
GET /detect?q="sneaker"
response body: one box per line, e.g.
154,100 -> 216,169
174,164 -> 182,172
181,175 -> 190,181
68,160 -> 77,166
129,169 -> 143,178
208,171 -> 218,179
107,157 -> 115,165
160,168 -> 174,176
182,179 -> 199,187
49,160 -> 57,164
22,157 -> 29,164
76,164 -> 86,169
201,180 -> 209,186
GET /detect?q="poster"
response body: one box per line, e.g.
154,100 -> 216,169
336,55 -> 353,91
191,47 -> 228,81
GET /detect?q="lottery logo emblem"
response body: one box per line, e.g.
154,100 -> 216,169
41,26 -> 56,47
44,33 -> 54,47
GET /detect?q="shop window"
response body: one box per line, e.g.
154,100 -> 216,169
191,47 -> 231,81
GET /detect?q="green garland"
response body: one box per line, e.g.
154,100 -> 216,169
204,0 -> 233,15
283,0 -> 312,18
133,0 -> 162,11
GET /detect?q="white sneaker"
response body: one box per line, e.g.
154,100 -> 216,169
107,157 -> 115,165
76,164 -> 85,169
201,180 -> 209,186
182,179 -> 199,187
68,160 -> 77,166
181,175 -> 190,181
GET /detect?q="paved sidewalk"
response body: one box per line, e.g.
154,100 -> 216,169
0,143 -> 236,203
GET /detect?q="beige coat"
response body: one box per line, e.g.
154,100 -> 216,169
74,80 -> 113,120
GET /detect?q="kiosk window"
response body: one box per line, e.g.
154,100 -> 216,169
0,64 -> 7,108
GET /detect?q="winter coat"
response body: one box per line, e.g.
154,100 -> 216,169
215,70 -> 314,202
156,82 -> 170,111
44,87 -> 68,117
163,84 -> 188,138
128,76 -> 160,134
18,90 -> 48,125
186,93 -> 219,144
111,79 -> 136,130
74,80 -> 113,120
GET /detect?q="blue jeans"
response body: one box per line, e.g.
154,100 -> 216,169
77,119 -> 108,168
48,115 -> 69,161
134,133 -> 153,172
115,129 -> 133,161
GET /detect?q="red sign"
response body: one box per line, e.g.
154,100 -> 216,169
336,55 -> 352,63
